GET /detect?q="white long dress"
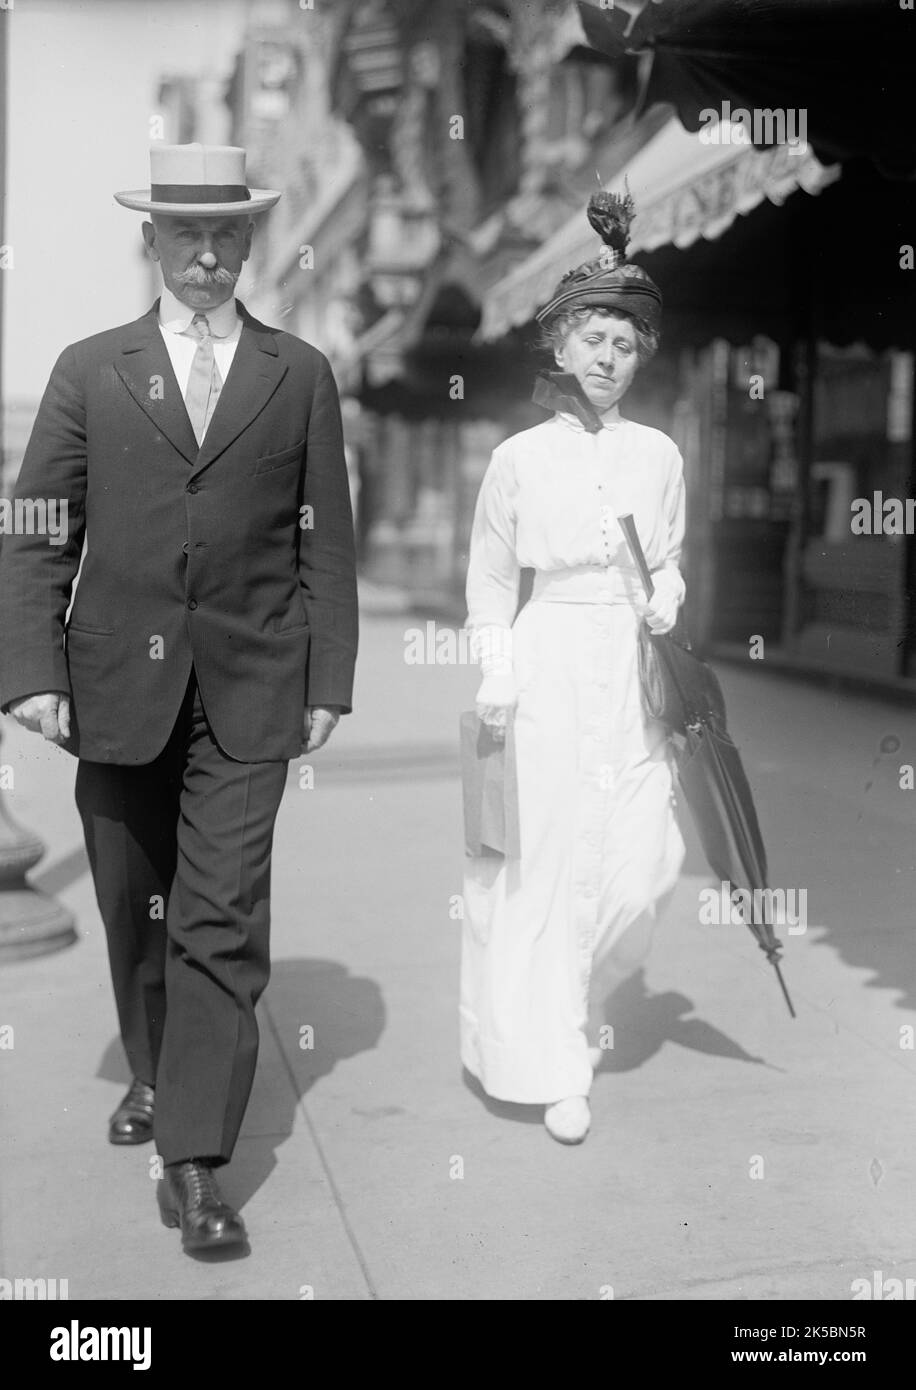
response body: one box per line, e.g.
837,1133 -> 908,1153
461,408 -> 687,1104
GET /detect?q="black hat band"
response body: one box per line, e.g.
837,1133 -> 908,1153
150,184 -> 251,203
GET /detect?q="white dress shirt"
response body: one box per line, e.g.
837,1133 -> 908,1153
157,285 -> 242,399
466,412 -> 686,629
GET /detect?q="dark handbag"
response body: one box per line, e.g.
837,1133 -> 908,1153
618,514 -> 726,734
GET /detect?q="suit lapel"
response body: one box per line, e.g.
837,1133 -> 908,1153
190,307 -> 288,478
114,304 -> 200,464
113,301 -> 288,473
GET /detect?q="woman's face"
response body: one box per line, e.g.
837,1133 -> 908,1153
555,310 -> 639,412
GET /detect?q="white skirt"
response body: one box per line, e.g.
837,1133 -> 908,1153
460,597 -> 685,1103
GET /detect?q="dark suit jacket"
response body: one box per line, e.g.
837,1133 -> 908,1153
0,301 -> 358,764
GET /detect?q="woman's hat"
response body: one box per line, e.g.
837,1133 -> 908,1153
114,143 -> 281,217
536,192 -> 661,333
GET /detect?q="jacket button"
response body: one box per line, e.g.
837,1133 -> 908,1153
181,542 -> 189,554
187,598 -> 198,610
187,483 -> 199,494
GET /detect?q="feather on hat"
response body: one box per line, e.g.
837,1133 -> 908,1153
536,191 -> 661,332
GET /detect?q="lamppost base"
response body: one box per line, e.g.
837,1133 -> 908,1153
0,885 -> 77,962
0,777 -> 79,962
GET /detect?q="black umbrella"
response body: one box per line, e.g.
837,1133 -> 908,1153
618,513 -> 795,1017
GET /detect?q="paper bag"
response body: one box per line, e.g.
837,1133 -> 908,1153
459,711 -> 520,859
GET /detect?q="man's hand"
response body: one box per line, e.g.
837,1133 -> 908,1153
302,705 -> 342,753
7,692 -> 72,744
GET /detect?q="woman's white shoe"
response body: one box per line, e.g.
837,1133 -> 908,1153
544,1096 -> 591,1144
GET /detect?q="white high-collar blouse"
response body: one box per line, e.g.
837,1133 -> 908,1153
466,410 -> 686,630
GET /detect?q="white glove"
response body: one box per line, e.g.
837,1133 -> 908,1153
470,625 -> 516,739
638,568 -> 684,635
475,671 -> 518,738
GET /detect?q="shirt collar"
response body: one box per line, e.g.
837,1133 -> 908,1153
158,285 -> 240,339
555,410 -> 626,433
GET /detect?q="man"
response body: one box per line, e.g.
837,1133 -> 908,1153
0,144 -> 358,1255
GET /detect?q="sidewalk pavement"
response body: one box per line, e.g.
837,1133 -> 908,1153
1,607 -> 915,1300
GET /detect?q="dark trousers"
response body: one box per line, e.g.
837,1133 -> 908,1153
75,669 -> 288,1166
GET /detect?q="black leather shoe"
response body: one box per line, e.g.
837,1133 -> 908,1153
108,1078 -> 155,1145
158,1160 -> 248,1253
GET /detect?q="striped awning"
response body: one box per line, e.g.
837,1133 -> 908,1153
477,116 -> 840,343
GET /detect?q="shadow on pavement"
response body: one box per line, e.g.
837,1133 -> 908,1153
96,957 -> 386,1212
595,969 -> 772,1073
458,969 -> 773,1123
460,1068 -> 544,1126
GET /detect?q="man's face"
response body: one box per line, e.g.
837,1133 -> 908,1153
556,310 -> 639,412
142,214 -> 254,310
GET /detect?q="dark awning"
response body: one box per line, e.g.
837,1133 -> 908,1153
576,0 -> 916,180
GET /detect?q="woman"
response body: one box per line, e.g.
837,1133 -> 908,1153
461,193 -> 687,1144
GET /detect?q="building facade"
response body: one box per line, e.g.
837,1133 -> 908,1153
213,0 -> 916,688
224,0 -> 648,604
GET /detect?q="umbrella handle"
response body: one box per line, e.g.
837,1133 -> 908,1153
617,514 -> 655,599
618,512 -> 703,725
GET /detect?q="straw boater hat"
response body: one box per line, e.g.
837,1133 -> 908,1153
114,143 -> 281,217
536,191 -> 662,333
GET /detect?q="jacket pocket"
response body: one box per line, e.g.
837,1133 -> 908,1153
274,615 -> 310,635
255,441 -> 305,475
67,621 -> 114,636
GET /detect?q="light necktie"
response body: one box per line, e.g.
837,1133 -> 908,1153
184,313 -> 223,446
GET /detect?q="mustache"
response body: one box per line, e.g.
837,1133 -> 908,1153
174,263 -> 239,288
